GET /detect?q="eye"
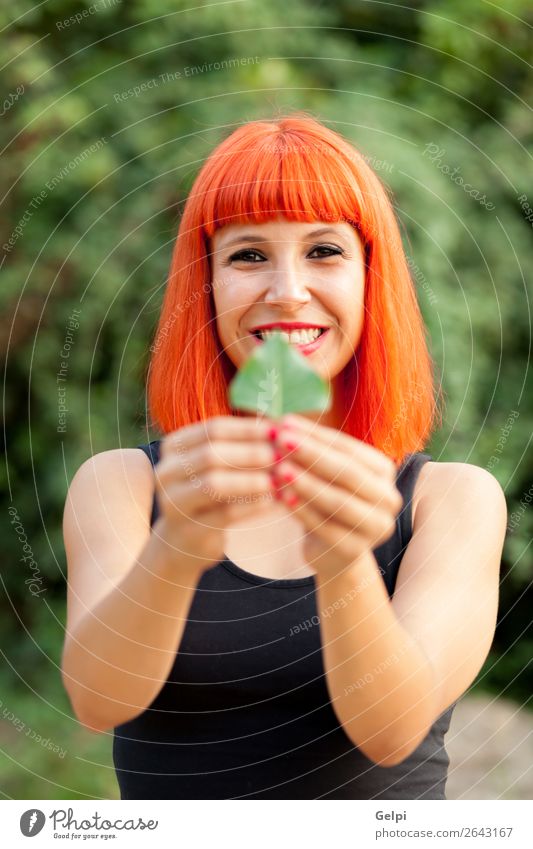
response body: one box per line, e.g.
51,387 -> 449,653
228,249 -> 265,263
308,244 -> 344,258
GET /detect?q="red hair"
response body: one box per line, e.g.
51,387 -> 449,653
147,112 -> 441,463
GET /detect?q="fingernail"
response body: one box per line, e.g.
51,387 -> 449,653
270,476 -> 283,500
273,449 -> 284,463
282,470 -> 295,483
284,492 -> 299,507
267,426 -> 279,441
281,438 -> 299,452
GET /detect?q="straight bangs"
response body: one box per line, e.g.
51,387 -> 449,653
147,114 -> 441,464
199,128 -> 373,243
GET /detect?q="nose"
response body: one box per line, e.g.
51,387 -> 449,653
264,266 -> 311,308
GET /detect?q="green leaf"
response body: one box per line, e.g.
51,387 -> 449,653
228,332 -> 332,418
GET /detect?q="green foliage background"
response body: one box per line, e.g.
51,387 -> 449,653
1,0 -> 531,798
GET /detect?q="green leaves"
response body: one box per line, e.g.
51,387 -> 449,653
228,332 -> 332,418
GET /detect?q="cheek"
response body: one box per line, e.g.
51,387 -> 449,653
213,271 -> 260,316
212,270 -> 236,310
212,280 -> 248,340
333,274 -> 365,344
331,273 -> 364,309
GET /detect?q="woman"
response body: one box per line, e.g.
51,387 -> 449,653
61,113 -> 507,800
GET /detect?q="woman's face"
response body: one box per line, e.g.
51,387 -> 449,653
210,217 -> 366,385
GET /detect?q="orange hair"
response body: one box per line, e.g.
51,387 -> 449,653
147,112 -> 441,464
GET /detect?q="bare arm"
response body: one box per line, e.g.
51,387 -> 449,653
61,450 -> 206,733
316,462 -> 505,766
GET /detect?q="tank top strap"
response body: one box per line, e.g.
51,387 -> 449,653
137,439 -> 162,527
395,451 -> 433,549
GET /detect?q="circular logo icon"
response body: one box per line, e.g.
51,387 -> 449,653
20,809 -> 46,836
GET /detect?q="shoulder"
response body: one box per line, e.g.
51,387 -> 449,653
69,446 -> 154,485
412,460 -> 507,530
65,447 -> 155,518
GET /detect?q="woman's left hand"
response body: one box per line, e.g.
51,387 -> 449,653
269,414 -> 404,578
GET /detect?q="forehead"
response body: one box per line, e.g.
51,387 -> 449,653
212,217 -> 358,248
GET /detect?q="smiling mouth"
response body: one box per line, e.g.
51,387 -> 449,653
249,327 -> 330,353
251,328 -> 326,342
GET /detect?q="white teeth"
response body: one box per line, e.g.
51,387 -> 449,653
258,328 -> 323,344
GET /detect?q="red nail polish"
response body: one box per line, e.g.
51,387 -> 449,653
285,492 -> 299,507
273,449 -> 283,463
282,439 -> 299,452
267,426 -> 279,441
282,471 -> 295,483
270,474 -> 283,499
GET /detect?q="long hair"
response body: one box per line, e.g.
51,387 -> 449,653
147,112 -> 441,463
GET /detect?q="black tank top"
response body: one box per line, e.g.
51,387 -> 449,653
113,442 -> 457,799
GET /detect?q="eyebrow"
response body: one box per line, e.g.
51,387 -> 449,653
218,227 -> 348,250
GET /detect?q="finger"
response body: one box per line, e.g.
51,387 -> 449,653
274,459 -> 399,538
160,415 -> 276,461
287,488 -> 395,554
157,440 -> 278,485
172,490 -> 275,531
274,431 -> 403,513
201,494 -> 276,528
165,494 -> 275,547
277,413 -> 397,478
157,469 -> 276,516
287,497 -> 352,554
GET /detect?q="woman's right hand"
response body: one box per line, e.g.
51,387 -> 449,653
153,415 -> 278,573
